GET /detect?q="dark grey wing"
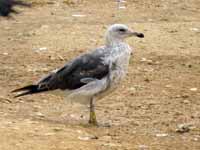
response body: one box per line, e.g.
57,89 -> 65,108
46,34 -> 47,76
12,51 -> 109,97
40,53 -> 109,90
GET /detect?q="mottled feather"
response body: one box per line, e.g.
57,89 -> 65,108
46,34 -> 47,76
12,48 -> 109,97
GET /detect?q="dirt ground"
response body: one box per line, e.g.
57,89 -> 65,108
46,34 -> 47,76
0,0 -> 200,149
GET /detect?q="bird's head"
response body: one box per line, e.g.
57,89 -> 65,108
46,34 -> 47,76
105,24 -> 144,46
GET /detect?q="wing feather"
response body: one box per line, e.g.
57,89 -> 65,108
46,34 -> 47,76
12,48 -> 109,97
37,52 -> 109,90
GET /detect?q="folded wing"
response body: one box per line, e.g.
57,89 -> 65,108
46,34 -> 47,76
12,52 -> 109,97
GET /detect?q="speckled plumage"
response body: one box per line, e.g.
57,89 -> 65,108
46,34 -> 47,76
67,42 -> 132,104
12,24 -> 144,125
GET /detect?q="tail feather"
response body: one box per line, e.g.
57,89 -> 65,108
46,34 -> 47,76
12,85 -> 48,98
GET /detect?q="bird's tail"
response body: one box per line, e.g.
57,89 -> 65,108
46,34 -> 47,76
11,85 -> 47,98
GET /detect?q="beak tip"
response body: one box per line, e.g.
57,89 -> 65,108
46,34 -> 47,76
137,33 -> 144,38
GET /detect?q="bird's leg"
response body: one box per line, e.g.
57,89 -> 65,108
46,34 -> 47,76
89,97 -> 98,126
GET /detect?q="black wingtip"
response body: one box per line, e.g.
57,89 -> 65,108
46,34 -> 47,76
12,84 -> 49,98
11,85 -> 36,93
13,91 -> 32,98
11,85 -> 39,98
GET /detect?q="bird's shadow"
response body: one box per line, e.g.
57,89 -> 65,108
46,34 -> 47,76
32,116 -> 112,128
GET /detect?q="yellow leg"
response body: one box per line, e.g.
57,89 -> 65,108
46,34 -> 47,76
88,98 -> 98,126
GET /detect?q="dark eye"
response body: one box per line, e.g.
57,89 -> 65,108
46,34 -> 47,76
118,28 -> 126,32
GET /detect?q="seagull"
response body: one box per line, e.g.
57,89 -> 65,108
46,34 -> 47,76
12,24 -> 144,125
0,0 -> 30,17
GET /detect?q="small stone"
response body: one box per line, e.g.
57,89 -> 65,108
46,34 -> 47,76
78,136 -> 89,141
156,133 -> 168,137
182,100 -> 190,104
140,58 -> 153,64
39,47 -> 47,51
72,14 -> 86,17
181,94 -> 189,99
190,88 -> 197,91
34,47 -> 48,52
53,128 -> 63,132
168,30 -> 178,33
190,28 -> 199,32
140,58 -> 147,62
58,55 -> 64,61
3,52 -> 8,55
176,123 -> 192,133
45,132 -> 55,136
144,78 -> 150,82
118,6 -> 126,9
78,135 -> 98,141
35,112 -> 45,117
165,84 -> 172,88
76,130 -> 82,133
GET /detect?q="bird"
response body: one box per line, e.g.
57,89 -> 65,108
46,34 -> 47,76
0,0 -> 30,17
12,24 -> 144,126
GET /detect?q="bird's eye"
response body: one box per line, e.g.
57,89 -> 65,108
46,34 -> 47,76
118,28 -> 126,32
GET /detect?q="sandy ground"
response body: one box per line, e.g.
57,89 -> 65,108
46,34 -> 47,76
0,0 -> 200,149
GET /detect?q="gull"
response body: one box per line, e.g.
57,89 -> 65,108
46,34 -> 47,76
12,24 -> 144,125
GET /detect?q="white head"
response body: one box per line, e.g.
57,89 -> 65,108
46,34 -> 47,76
105,24 -> 144,46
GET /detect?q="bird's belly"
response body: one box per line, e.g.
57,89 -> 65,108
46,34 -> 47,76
96,69 -> 127,100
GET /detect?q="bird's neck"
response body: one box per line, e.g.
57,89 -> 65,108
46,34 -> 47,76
105,35 -> 124,47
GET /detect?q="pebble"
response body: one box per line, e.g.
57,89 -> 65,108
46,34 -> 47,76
35,112 -> 45,117
72,14 -> 86,17
182,100 -> 190,104
2,52 -> 8,55
140,57 -> 147,62
118,6 -> 126,9
34,47 -> 48,52
78,135 -> 98,141
39,47 -> 48,51
190,28 -> 199,32
190,88 -> 197,91
45,132 -> 55,136
156,133 -> 168,137
165,84 -> 172,88
176,123 -> 193,133
53,127 -> 63,132
76,130 -> 82,134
